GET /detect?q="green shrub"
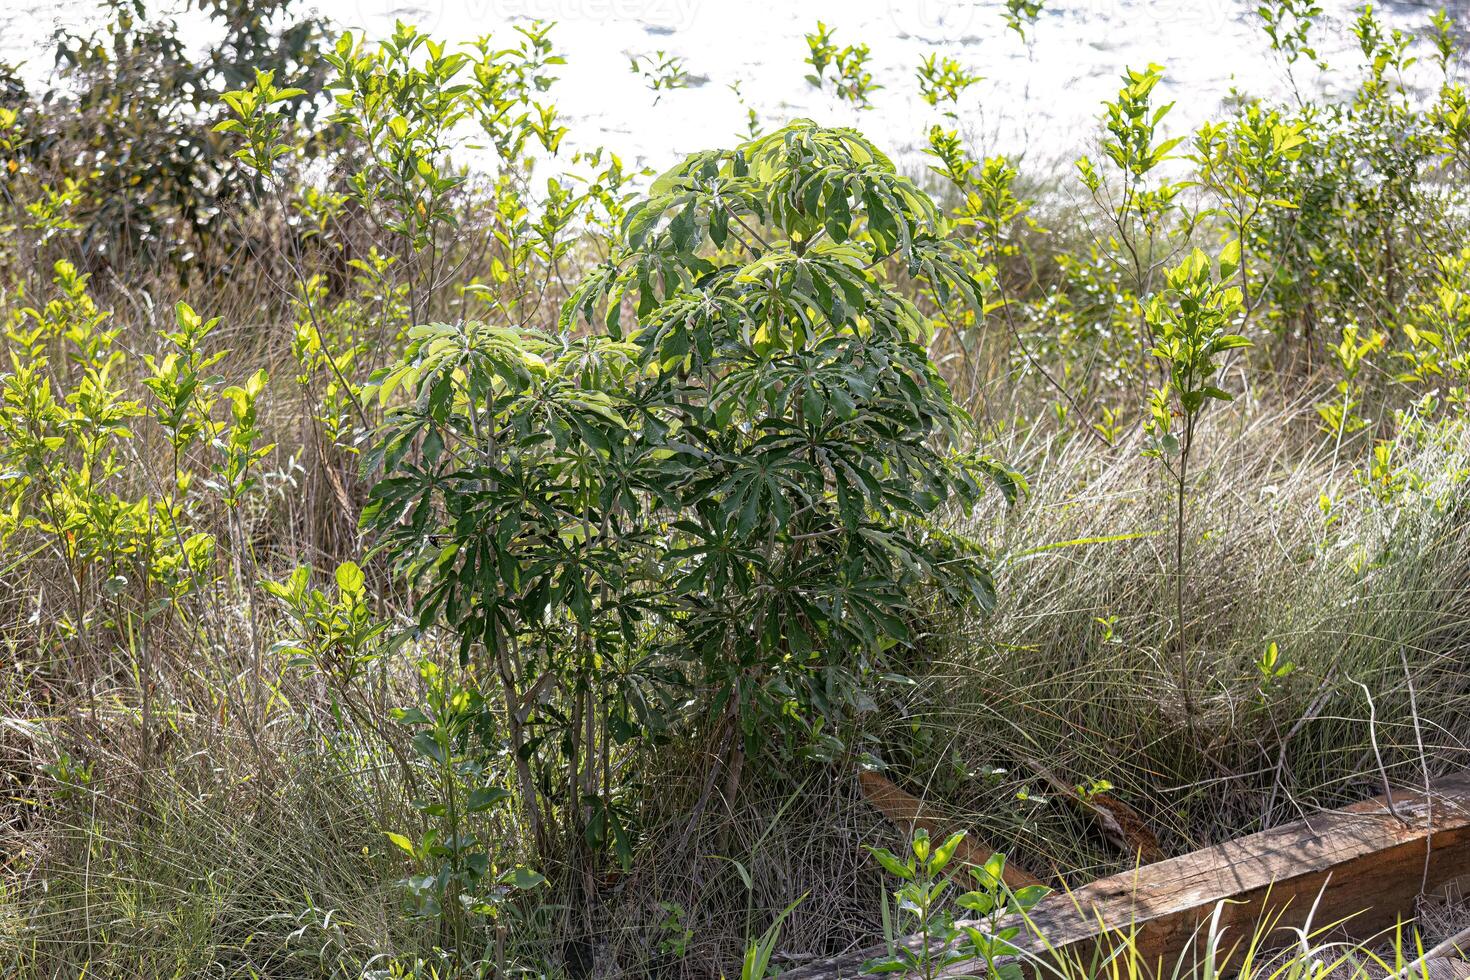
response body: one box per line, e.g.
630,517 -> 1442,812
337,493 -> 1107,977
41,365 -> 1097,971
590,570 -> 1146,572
363,122 -> 1020,888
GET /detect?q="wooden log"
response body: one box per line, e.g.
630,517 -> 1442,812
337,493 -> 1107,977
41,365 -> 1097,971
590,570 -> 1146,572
857,770 -> 1044,889
1419,960 -> 1470,980
784,775 -> 1470,979
1020,755 -> 1166,865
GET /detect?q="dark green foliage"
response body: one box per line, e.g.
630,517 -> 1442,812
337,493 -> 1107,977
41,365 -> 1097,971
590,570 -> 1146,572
21,0 -> 326,264
363,120 -> 1020,870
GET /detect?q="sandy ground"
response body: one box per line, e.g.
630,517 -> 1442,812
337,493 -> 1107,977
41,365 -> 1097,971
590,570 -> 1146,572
1,0 -> 1461,172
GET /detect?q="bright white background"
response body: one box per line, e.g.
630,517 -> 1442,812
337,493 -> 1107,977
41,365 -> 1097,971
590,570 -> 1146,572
2,0 -> 1457,171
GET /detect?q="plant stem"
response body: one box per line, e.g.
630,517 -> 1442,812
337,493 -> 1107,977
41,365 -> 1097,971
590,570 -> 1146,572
1176,415 -> 1195,737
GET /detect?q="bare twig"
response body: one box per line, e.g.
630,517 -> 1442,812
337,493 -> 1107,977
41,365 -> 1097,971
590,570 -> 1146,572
1350,674 -> 1407,827
1400,648 -> 1433,894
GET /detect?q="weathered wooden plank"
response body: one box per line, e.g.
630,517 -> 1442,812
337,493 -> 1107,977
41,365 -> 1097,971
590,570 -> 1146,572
1417,960 -> 1470,980
783,775 -> 1470,979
